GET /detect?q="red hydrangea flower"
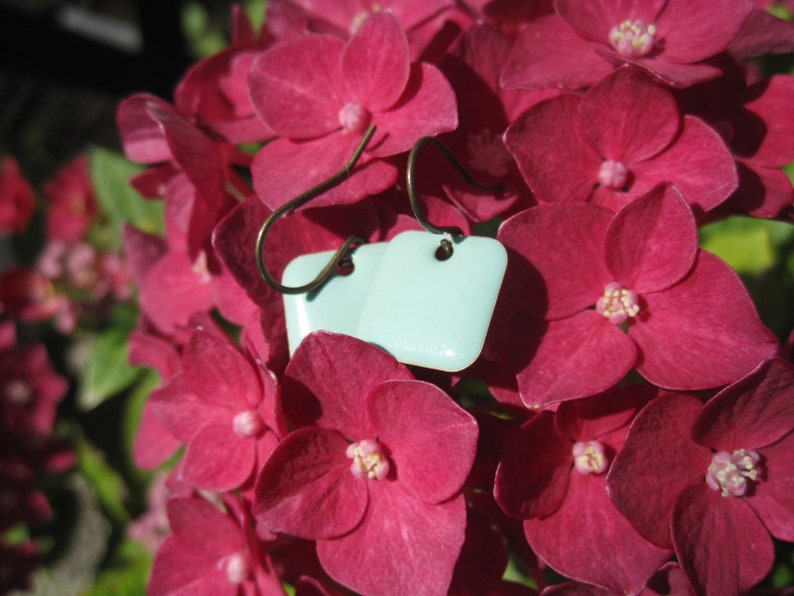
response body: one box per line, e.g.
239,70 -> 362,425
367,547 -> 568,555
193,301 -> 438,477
0,157 -> 35,234
175,6 -> 274,144
607,358 -> 794,595
676,57 -> 794,218
496,182 -> 778,407
42,155 -> 97,242
253,332 -> 478,595
149,495 -> 285,596
502,0 -> 754,89
494,386 -> 671,594
504,67 -> 738,213
117,95 -> 247,259
148,328 -> 283,491
264,0 -> 456,59
249,11 -> 458,210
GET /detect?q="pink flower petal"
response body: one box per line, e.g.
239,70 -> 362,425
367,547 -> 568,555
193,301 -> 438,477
139,250 -> 215,335
117,94 -> 172,164
181,424 -> 257,491
251,135 -> 398,211
366,380 -> 478,504
249,34 -> 345,138
501,14 -> 614,90
149,535 -> 236,596
341,12 -> 410,112
728,8 -> 794,58
368,63 -> 458,157
620,56 -> 723,88
148,375 -> 220,443
498,203 -> 611,320
253,427 -> 368,539
516,311 -> 637,408
505,95 -> 601,204
606,392 -> 710,548
630,116 -> 738,213
578,67 -> 680,164
654,0 -> 753,64
693,358 -> 794,451
555,0 -> 666,44
732,160 -> 794,219
133,402 -> 181,470
183,330 -> 261,410
737,75 -> 794,167
672,483 -> 774,595
629,251 -> 779,390
317,485 -> 466,596
746,431 -> 794,542
494,411 -> 572,519
168,497 -> 245,556
604,183 -> 697,293
283,332 -> 413,435
524,472 -> 672,594
555,384 -> 656,442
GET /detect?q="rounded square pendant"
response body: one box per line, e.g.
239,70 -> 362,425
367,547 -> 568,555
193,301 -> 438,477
282,242 -> 388,355
355,231 -> 507,371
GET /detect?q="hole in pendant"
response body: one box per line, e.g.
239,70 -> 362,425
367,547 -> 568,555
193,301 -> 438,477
336,257 -> 355,276
435,239 -> 454,261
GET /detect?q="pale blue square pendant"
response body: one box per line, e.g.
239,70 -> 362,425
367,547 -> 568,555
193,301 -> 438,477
282,242 -> 388,355
355,231 -> 507,372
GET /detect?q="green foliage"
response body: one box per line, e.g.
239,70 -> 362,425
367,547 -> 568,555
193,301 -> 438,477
699,216 -> 793,275
77,439 -> 130,524
78,325 -> 144,410
88,147 -> 164,247
182,2 -> 227,57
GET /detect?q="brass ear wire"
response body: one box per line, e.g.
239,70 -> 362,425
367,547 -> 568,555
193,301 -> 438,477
406,136 -> 503,259
255,124 -> 376,294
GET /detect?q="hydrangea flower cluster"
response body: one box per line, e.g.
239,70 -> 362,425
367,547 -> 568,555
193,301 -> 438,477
116,2 -> 794,594
0,156 -> 133,333
0,161 -> 74,592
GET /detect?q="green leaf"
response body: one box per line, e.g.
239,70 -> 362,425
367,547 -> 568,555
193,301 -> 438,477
78,327 -> 143,410
699,217 -> 792,275
89,147 -> 164,246
77,439 -> 130,524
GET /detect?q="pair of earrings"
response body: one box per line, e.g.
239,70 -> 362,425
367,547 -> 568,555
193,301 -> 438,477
256,125 -> 507,372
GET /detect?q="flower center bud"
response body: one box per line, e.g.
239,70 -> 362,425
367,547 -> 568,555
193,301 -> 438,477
572,440 -> 609,475
608,19 -> 657,57
346,438 -> 389,480
218,552 -> 250,584
339,102 -> 372,134
192,251 -> 211,283
706,449 -> 763,498
2,379 -> 33,406
466,129 -> 512,179
596,282 -> 640,324
598,160 -> 629,189
232,410 -> 265,438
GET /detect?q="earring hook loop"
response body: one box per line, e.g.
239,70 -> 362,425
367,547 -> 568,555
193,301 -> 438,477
255,124 -> 377,295
406,136 -> 503,257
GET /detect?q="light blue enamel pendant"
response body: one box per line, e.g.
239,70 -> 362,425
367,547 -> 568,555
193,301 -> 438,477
282,242 -> 388,355
355,231 -> 507,372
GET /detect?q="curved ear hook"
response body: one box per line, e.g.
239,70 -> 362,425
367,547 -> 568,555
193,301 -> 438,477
406,136 -> 503,258
255,124 -> 377,295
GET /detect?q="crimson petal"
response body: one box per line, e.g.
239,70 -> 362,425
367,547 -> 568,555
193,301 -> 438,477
672,484 -> 774,595
253,427 -> 367,540
367,380 -> 478,504
317,485 -> 466,596
630,251 -> 779,390
604,183 -> 697,293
